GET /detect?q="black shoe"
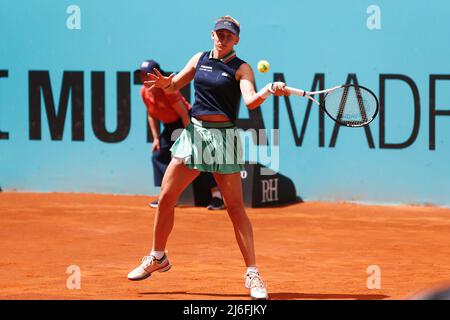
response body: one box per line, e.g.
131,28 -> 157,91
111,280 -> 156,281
207,197 -> 225,210
148,200 -> 158,208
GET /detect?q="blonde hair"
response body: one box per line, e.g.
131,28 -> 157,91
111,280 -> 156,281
216,15 -> 240,28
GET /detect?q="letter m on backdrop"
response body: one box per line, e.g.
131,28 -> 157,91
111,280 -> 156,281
29,71 -> 84,140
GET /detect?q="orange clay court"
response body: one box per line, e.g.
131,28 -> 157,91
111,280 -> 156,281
0,192 -> 449,300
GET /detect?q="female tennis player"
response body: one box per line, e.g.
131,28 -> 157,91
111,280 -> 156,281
128,15 -> 289,300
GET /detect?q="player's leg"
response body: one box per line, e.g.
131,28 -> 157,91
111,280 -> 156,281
212,172 -> 255,265
153,158 -> 199,250
128,158 -> 199,281
212,172 -> 268,299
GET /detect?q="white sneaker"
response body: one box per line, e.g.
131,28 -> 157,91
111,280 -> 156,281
245,271 -> 268,300
127,254 -> 171,281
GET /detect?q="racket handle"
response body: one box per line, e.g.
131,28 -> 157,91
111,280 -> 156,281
285,86 -> 306,96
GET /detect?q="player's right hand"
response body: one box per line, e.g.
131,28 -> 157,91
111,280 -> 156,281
271,82 -> 290,97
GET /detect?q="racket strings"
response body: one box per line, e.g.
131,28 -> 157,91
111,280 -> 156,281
324,86 -> 378,126
355,87 -> 369,123
336,86 -> 350,121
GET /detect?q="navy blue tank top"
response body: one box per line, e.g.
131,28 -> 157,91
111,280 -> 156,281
191,51 -> 246,121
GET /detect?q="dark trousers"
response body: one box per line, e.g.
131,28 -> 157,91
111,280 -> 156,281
152,120 -> 217,190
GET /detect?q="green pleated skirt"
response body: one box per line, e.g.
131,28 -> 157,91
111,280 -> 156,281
170,117 -> 244,174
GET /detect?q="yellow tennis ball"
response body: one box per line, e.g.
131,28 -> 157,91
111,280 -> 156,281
257,60 -> 270,73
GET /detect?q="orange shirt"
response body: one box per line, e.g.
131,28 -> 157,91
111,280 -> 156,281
140,86 -> 190,124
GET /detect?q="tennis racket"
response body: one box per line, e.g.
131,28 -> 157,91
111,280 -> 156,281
285,84 -> 379,127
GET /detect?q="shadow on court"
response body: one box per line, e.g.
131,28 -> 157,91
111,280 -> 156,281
268,292 -> 390,300
139,291 -> 389,300
139,291 -> 248,298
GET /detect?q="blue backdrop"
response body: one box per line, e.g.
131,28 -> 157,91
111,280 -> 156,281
1,0 -> 449,206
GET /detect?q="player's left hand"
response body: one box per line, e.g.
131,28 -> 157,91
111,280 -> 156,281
271,82 -> 291,97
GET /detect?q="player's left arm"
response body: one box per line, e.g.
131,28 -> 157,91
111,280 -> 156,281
237,63 -> 289,110
237,63 -> 264,110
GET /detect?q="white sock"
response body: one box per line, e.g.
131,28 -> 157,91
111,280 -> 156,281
150,250 -> 165,260
246,266 -> 259,275
211,189 -> 222,199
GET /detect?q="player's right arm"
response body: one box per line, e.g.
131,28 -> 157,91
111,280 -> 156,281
170,52 -> 202,91
144,52 -> 203,92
